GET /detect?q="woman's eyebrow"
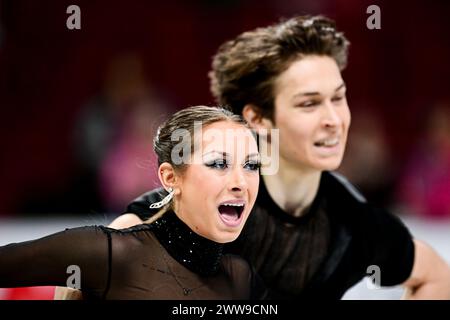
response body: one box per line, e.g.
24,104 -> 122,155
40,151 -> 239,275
245,153 -> 260,160
203,150 -> 230,157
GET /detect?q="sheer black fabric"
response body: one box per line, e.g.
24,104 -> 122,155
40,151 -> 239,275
226,175 -> 331,298
126,171 -> 415,299
0,211 -> 267,300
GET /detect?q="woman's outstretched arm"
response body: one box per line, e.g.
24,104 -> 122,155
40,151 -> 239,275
53,214 -> 143,300
1,226 -> 110,299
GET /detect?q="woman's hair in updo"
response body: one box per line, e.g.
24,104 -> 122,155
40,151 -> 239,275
153,105 -> 247,171
146,106 -> 247,223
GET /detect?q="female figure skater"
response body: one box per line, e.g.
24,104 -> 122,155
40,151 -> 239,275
0,106 -> 266,299
59,16 -> 450,300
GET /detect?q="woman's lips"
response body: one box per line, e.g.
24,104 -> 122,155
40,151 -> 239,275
217,201 -> 245,227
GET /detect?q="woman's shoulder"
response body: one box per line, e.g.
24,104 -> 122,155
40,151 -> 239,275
99,224 -> 161,269
97,223 -> 158,255
100,223 -> 154,240
108,213 -> 143,229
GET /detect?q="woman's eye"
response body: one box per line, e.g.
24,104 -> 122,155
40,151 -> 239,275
205,159 -> 228,170
244,161 -> 261,171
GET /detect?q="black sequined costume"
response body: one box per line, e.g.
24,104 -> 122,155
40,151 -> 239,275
126,171 -> 415,299
0,211 -> 267,300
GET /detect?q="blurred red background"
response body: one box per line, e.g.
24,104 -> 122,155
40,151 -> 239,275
1,0 -> 450,301
1,0 -> 449,214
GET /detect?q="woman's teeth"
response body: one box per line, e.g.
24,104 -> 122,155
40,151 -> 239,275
218,203 -> 245,220
222,203 -> 244,207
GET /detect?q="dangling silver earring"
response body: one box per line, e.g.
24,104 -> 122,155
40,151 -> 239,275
149,187 -> 174,209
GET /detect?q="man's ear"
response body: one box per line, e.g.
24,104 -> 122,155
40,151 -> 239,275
158,162 -> 181,195
242,104 -> 274,131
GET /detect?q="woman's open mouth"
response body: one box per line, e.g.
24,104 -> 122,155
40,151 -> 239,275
217,201 -> 245,227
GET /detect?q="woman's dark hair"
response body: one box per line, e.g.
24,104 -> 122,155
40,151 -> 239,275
153,105 -> 246,170
209,15 -> 350,120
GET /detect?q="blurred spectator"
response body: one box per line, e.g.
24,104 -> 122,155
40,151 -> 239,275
395,102 -> 450,219
73,52 -> 172,214
338,108 -> 394,206
98,97 -> 167,213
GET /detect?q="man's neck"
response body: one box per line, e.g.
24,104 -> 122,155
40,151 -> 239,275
262,159 -> 322,217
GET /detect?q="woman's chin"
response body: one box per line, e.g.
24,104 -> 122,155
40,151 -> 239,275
211,230 -> 241,244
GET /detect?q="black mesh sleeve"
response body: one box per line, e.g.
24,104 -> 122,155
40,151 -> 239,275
0,226 -> 110,298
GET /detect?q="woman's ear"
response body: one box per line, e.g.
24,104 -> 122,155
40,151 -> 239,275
242,104 -> 274,131
158,162 -> 180,194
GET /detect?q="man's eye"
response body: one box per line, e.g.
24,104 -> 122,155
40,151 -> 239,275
244,161 -> 261,171
297,100 -> 320,108
332,95 -> 344,102
205,159 -> 228,169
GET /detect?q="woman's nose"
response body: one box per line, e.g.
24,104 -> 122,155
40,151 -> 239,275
229,167 -> 248,193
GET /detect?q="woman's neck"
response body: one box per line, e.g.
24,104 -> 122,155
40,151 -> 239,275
149,210 -> 223,276
262,159 -> 322,217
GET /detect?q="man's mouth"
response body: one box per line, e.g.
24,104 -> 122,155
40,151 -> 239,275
314,137 -> 339,147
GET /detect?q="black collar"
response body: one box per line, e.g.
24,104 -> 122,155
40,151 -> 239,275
257,173 -> 323,225
147,210 -> 223,276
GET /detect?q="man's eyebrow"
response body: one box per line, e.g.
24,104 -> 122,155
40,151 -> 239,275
292,82 -> 346,98
334,82 -> 346,91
